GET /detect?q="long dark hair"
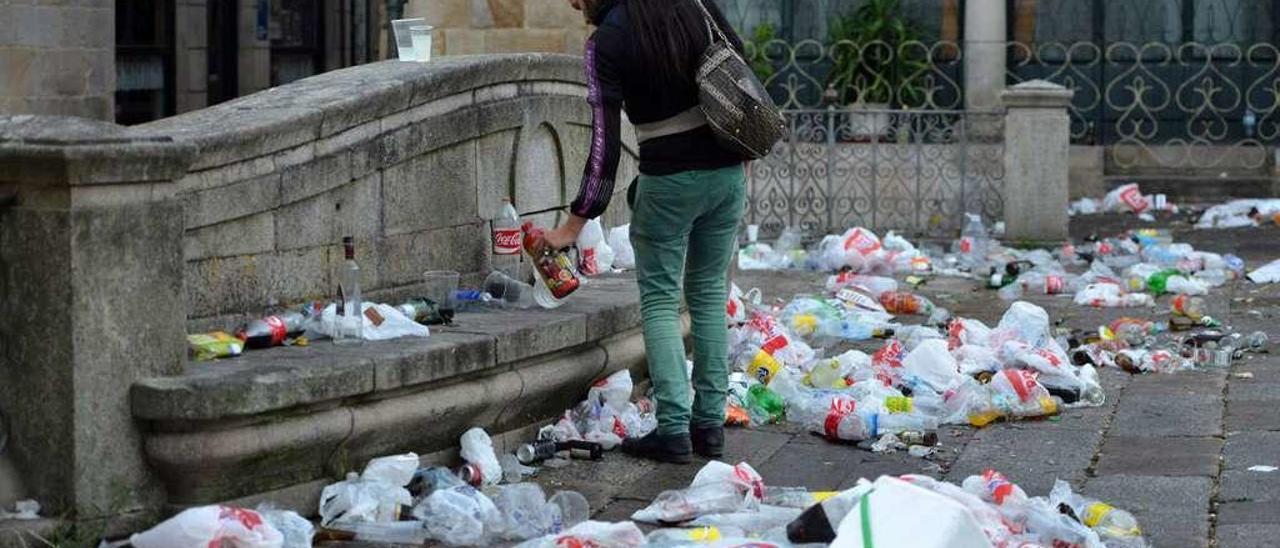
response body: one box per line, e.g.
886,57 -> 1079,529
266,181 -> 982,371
626,0 -> 710,94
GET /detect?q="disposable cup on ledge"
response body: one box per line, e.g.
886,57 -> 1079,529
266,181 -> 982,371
391,18 -> 426,61
409,25 -> 434,63
484,270 -> 536,309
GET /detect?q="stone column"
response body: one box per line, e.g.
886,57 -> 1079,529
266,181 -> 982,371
0,116 -> 194,526
239,0 -> 271,94
1002,80 -> 1073,242
964,0 -> 1006,111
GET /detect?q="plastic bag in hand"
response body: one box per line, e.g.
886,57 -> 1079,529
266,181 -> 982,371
131,506 -> 284,548
607,224 -> 635,270
460,427 -> 503,486
576,218 -> 614,275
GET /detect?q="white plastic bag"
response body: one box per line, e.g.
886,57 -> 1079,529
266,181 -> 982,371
414,485 -> 503,546
318,472 -> 413,526
588,369 -> 634,413
607,224 -> 636,270
830,476 -> 993,548
631,461 -> 765,523
901,339 -> 963,394
513,520 -> 647,548
255,506 -> 313,548
1102,183 -> 1149,213
361,453 -> 419,487
1248,258 -> 1280,283
307,302 -> 429,341
576,219 -> 615,275
131,506 -> 284,548
460,427 -> 503,486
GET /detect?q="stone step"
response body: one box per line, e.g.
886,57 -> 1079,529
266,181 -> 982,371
1104,175 -> 1275,202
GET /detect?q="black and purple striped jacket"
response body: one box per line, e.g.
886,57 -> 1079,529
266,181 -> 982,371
569,0 -> 747,220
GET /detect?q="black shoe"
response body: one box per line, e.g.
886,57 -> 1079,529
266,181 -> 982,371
621,431 -> 693,464
691,425 -> 725,458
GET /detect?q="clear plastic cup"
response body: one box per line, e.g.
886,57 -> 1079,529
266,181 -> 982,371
423,270 -> 459,312
409,25 -> 434,63
391,18 -> 426,61
484,270 -> 535,309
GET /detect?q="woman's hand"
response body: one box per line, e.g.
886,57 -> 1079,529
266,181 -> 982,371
541,214 -> 587,252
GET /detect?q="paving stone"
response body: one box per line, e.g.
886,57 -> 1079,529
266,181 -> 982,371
718,428 -> 793,466
839,452 -> 947,490
1224,431 -> 1280,471
1227,400 -> 1280,431
1218,501 -> 1280,525
530,454 -> 657,513
945,422 -> 1100,495
618,461 -> 703,501
1220,469 -> 1280,503
1095,436 -> 1222,477
591,497 -> 650,522
1122,369 -> 1227,398
1108,393 -> 1223,437
1227,381 -> 1280,402
1082,475 -> 1213,548
1216,524 -> 1280,548
755,440 -> 863,491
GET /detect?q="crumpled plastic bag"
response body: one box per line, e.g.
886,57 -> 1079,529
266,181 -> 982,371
460,427 -> 503,486
607,224 -> 635,270
130,506 -> 284,548
413,485 -> 503,546
361,453 -> 419,487
513,520 -> 647,548
631,461 -> 765,524
1102,183 -> 1149,213
900,339 -> 963,394
1248,258 -> 1280,283
1073,283 -> 1154,308
305,302 -> 429,341
255,506 -> 313,548
831,476 -> 993,548
319,472 -> 413,526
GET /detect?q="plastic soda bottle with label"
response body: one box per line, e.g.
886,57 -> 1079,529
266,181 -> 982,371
521,221 -> 581,308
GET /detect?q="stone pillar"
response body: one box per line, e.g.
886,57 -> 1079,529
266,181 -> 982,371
175,0 -> 210,114
0,2 -> 115,120
964,0 -> 1006,111
0,116 -> 194,524
1002,80 -> 1073,242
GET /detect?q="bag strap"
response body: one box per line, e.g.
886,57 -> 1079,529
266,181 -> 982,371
691,0 -> 730,45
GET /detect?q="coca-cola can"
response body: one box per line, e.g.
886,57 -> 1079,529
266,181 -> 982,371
455,463 -> 483,487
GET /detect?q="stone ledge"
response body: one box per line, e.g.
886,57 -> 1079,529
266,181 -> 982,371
131,274 -> 667,505
132,274 -> 641,422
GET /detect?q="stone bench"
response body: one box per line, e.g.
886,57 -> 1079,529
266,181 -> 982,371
130,274 -> 663,513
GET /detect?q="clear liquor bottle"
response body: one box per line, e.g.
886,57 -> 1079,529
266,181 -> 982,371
334,236 -> 364,345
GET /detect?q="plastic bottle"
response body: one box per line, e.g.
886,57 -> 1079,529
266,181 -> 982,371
521,222 -> 581,308
646,526 -> 741,546
1144,268 -> 1183,295
879,291 -> 936,316
791,393 -> 873,441
1170,294 -> 1207,321
997,272 -> 1074,300
745,384 -> 785,425
575,218 -> 614,276
958,213 -> 989,269
236,311 -> 307,349
492,198 -> 522,278
1058,489 -> 1144,545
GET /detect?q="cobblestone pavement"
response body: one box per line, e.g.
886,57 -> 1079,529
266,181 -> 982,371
341,213 -> 1280,548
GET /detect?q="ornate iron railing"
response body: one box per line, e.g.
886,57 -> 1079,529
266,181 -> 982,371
746,109 -> 1004,239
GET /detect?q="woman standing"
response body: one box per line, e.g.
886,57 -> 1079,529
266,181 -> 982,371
538,0 -> 749,463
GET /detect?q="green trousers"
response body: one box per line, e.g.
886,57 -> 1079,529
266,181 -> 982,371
629,164 -> 746,435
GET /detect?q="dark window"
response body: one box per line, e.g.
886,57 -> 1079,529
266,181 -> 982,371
115,0 -> 175,124
271,0 -> 325,86
208,0 -> 240,105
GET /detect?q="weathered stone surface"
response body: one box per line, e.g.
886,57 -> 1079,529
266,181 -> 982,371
485,29 -> 567,54
1224,432 -> 1280,471
183,173 -> 282,229
376,222 -> 488,288
945,423 -> 1101,495
1218,501 -> 1280,525
382,141 -> 480,235
1001,80 -> 1072,242
1094,436 -> 1223,477
1217,524 -> 1280,548
524,0 -> 588,29
1107,393 -> 1223,437
1226,400 -> 1280,431
1220,469 -> 1280,503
